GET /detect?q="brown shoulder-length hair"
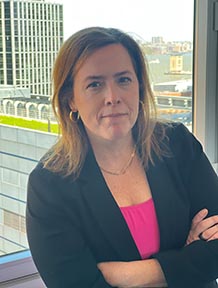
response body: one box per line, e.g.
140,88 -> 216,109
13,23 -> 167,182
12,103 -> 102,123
43,26 -> 167,178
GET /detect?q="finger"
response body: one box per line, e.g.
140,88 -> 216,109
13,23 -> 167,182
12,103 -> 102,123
191,209 -> 208,227
201,224 -> 218,241
199,232 -> 206,241
208,230 -> 218,241
196,215 -> 218,235
186,212 -> 218,245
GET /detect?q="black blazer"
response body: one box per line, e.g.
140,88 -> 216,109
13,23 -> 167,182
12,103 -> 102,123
26,123 -> 218,288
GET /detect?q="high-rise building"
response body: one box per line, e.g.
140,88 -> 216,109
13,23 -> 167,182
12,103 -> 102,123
0,0 -> 64,99
151,36 -> 164,45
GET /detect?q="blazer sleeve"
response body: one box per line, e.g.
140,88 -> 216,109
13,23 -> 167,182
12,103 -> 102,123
26,165 -> 112,288
153,123 -> 218,288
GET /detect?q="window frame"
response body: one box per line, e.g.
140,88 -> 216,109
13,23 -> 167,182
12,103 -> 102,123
193,0 -> 218,173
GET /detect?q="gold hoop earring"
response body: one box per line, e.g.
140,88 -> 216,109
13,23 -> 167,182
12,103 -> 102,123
69,111 -> 80,123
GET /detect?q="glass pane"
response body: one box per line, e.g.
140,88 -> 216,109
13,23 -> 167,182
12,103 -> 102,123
0,0 -> 194,259
62,0 -> 194,130
0,0 -> 62,258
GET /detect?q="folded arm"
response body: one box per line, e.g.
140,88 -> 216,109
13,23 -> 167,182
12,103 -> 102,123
98,209 -> 218,288
98,259 -> 166,288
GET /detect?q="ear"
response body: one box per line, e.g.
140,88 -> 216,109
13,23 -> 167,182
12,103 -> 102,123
69,100 -> 78,112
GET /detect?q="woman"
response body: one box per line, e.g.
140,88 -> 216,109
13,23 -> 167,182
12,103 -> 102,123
26,27 -> 218,288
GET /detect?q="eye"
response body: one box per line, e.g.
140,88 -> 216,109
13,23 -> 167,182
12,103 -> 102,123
86,81 -> 102,89
118,76 -> 132,85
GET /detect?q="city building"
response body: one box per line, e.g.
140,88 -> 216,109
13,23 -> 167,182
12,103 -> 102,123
151,36 -> 164,45
170,55 -> 183,73
0,0 -> 64,99
0,0 -> 63,257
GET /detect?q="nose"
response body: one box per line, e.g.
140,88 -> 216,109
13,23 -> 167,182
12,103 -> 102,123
104,84 -> 121,106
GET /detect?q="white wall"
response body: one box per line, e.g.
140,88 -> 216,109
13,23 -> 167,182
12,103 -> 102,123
0,124 -> 57,255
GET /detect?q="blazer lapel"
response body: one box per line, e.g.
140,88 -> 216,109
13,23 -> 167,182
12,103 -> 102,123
78,148 -> 141,261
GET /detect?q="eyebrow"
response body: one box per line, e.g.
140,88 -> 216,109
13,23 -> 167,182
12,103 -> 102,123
84,70 -> 133,83
84,75 -> 104,82
114,70 -> 133,77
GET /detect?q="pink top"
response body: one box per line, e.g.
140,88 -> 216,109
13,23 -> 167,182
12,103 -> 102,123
120,198 -> 160,259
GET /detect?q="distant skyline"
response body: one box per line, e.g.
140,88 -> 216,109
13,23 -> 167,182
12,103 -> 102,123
56,0 -> 194,42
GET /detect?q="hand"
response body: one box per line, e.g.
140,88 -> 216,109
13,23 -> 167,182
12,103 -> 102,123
186,208 -> 218,245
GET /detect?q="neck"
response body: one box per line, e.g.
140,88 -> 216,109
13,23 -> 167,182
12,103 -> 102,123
88,136 -> 136,175
90,134 -> 134,155
99,145 -> 136,175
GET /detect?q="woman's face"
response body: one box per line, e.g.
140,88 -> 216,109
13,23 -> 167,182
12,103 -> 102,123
70,44 -> 139,144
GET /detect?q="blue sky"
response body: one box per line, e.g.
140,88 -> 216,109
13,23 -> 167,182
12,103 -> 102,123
57,0 -> 194,42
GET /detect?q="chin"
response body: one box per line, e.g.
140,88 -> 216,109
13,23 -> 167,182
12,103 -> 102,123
105,128 -> 132,141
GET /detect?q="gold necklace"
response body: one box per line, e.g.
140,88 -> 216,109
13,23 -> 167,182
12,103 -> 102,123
99,146 -> 136,176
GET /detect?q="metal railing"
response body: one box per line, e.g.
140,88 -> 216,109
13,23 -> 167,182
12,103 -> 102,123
0,95 -> 192,126
154,95 -> 192,110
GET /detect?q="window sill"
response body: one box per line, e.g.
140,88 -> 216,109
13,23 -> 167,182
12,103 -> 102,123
0,250 -> 45,287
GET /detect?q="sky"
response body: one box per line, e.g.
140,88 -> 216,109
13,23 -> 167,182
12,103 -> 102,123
56,0 -> 194,42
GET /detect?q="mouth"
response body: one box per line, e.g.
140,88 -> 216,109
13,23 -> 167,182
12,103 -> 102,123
101,113 -> 128,118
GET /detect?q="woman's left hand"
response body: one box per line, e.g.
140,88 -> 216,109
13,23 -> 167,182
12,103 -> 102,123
186,208 -> 218,245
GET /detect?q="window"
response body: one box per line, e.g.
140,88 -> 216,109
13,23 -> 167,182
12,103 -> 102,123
62,0 -> 194,130
1,0 -> 217,286
0,0 -> 193,257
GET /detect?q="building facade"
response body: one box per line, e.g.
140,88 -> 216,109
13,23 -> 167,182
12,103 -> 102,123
0,125 -> 57,255
0,0 -> 64,99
